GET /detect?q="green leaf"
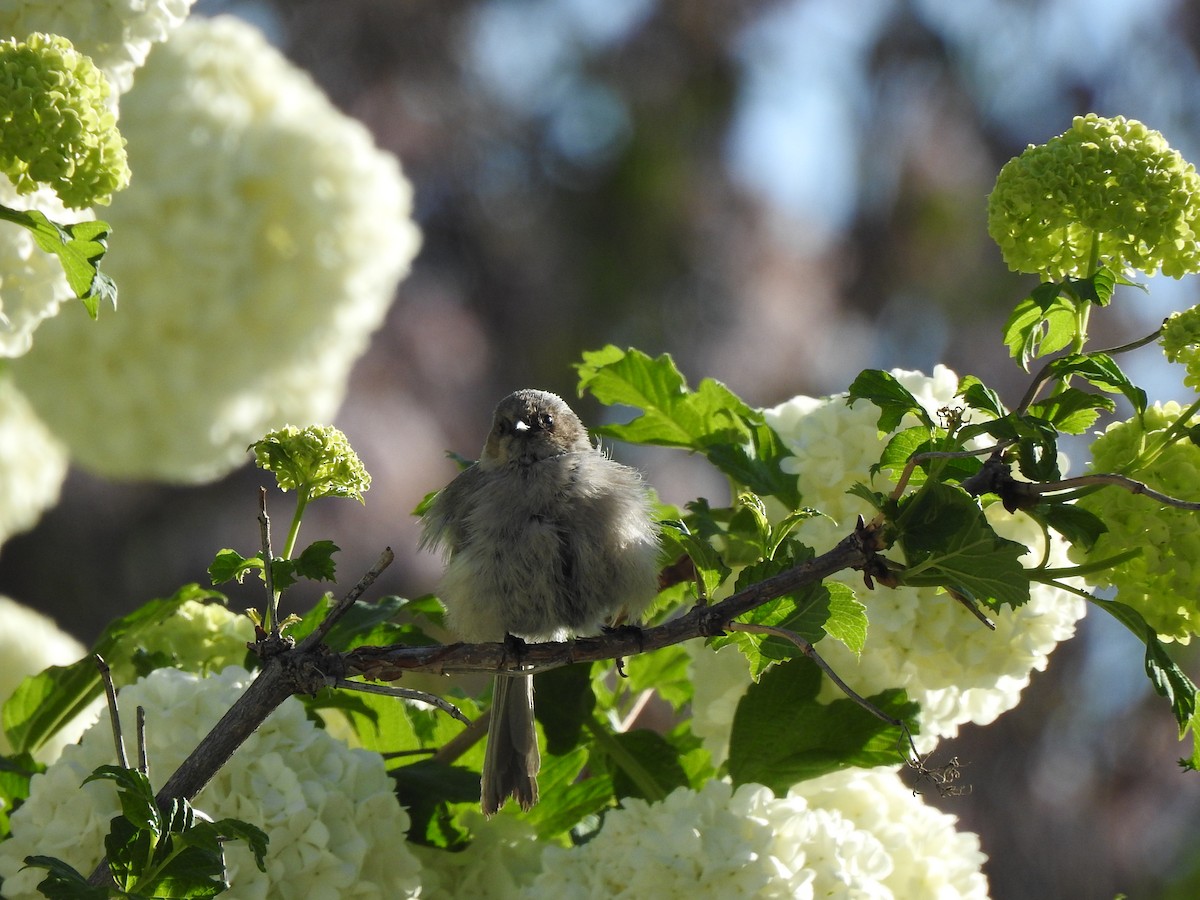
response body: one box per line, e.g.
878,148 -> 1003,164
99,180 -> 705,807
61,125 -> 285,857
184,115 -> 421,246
288,594 -> 434,653
392,760 -> 483,848
823,582 -> 868,658
576,346 -> 802,506
659,520 -> 730,600
608,729 -> 690,801
2,585 -> 222,756
847,369 -> 932,432
523,747 -> 611,840
727,657 -> 918,790
1003,282 -> 1078,368
895,482 -> 1030,609
292,540 -> 340,582
84,766 -> 161,834
535,664 -> 596,756
21,856 -> 108,900
208,548 -> 264,585
1045,352 -> 1147,417
576,346 -> 744,448
957,375 -> 1008,419
1093,599 -> 1198,737
1028,388 -> 1114,434
1024,501 -> 1108,551
2,207 -> 118,317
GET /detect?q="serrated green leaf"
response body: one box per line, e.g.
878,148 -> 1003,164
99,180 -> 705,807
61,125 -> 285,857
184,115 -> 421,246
660,520 -> 730,599
523,747 -> 612,839
957,375 -> 1008,419
208,548 -> 263,585
6,207 -> 118,317
1046,352 -> 1147,417
847,369 -> 932,431
728,657 -> 917,790
576,346 -> 802,506
288,594 -> 434,653
1028,388 -> 1114,434
1093,599 -> 1198,735
21,856 -> 108,900
292,540 -> 340,582
1003,283 -> 1078,369
84,766 -> 161,834
823,582 -> 868,657
895,482 -> 1030,609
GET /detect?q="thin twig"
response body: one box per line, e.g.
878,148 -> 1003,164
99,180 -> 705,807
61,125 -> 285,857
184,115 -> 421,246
258,488 -> 278,638
136,706 -> 148,776
1014,325 -> 1164,415
1024,472 -> 1200,510
296,547 -> 395,652
891,441 -> 1013,500
331,677 -> 471,726
94,654 -> 127,770
728,622 -> 914,734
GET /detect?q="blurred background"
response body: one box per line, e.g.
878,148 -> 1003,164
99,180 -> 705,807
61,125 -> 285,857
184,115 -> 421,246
3,0 -> 1200,895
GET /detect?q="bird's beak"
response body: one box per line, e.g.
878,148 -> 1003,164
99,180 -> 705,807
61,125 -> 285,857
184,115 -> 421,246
514,419 -> 531,434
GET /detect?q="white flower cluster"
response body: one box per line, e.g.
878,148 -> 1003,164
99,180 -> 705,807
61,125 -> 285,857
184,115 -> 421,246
418,774 -> 989,899
792,768 -> 989,898
757,366 -> 1086,747
0,375 -> 67,546
0,0 -> 193,356
0,594 -> 90,761
0,0 -> 196,92
11,15 -> 422,482
526,780 -> 889,898
0,666 -> 423,899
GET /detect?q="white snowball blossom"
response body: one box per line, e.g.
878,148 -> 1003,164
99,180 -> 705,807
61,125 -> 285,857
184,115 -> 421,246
0,376 -> 67,545
11,15 -> 423,482
754,366 -> 1086,749
529,780 -> 894,898
0,595 -> 91,762
0,0 -> 196,93
792,768 -> 990,898
0,666 -> 423,899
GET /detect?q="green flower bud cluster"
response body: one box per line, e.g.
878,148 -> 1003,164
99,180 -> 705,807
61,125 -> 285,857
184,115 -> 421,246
0,33 -> 130,208
252,424 -> 371,502
1161,304 -> 1200,392
1070,402 -> 1200,642
988,114 -> 1200,281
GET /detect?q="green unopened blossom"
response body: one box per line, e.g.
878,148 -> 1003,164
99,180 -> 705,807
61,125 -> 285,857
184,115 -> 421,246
987,114 -> 1200,281
1069,402 -> 1200,642
1161,305 -> 1200,392
253,424 -> 371,503
0,33 -> 130,207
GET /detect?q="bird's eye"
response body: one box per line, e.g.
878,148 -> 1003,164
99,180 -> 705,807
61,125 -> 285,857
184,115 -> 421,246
539,412 -> 554,431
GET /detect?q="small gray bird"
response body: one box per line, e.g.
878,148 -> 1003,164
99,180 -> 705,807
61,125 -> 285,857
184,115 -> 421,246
421,389 -> 660,814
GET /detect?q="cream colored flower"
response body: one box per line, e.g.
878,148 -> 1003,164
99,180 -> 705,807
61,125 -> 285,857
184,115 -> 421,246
11,16 -> 422,482
0,666 -> 423,898
0,0 -> 196,93
792,768 -> 989,899
0,375 -> 67,543
761,366 -> 1085,748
